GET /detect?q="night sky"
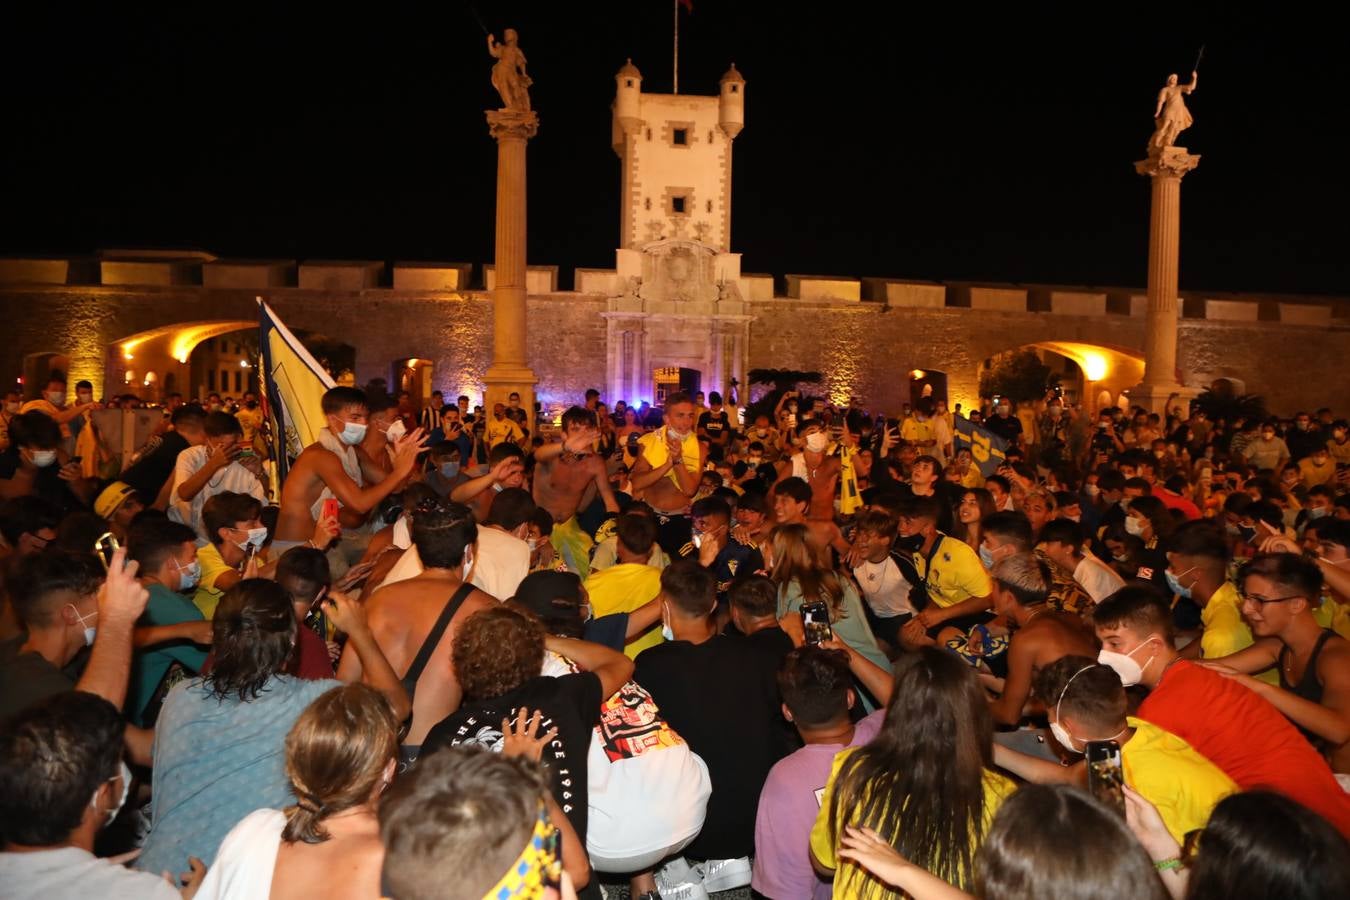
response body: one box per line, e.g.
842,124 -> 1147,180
4,3 -> 1347,295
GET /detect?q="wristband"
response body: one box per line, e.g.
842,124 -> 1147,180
1153,857 -> 1183,872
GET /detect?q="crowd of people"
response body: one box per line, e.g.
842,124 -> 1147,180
2,372 -> 1350,899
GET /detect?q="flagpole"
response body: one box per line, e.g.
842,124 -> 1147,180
673,0 -> 679,94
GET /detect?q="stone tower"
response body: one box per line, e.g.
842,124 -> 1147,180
603,60 -> 752,407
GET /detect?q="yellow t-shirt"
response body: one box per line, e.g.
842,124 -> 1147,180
912,535 -> 993,609
1200,582 -> 1279,686
901,416 -> 935,447
1314,597 -> 1350,641
1123,717 -> 1237,843
583,562 -> 663,659
810,747 -> 1015,898
1326,438 -> 1350,466
960,463 -> 985,489
485,417 -> 525,449
192,542 -> 234,619
1299,457 -> 1336,488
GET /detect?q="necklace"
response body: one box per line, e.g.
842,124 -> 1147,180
860,558 -> 889,587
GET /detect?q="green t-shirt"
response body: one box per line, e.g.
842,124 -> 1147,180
127,584 -> 208,726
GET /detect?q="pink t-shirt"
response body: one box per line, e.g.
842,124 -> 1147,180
751,711 -> 885,900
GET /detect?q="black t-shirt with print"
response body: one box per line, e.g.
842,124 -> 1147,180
633,629 -> 796,860
421,671 -> 602,840
698,410 -> 732,443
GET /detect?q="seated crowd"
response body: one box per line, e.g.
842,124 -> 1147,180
3,378 -> 1350,899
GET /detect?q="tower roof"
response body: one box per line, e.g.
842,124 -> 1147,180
617,58 -> 642,80
719,63 -> 745,84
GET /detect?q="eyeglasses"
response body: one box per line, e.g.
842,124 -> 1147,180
1237,590 -> 1304,607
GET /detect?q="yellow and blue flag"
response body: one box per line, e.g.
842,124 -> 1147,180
258,299 -> 334,484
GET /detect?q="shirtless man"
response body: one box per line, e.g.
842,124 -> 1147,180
357,393 -> 404,482
531,405 -> 618,577
628,392 -> 704,557
985,553 -> 1098,727
774,419 -> 840,521
275,387 -> 425,554
336,501 -> 495,763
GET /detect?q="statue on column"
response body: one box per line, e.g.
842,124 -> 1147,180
487,28 -> 532,112
1148,70 -> 1197,151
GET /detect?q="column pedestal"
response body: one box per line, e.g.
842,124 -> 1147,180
1131,145 -> 1199,415
485,108 -> 540,432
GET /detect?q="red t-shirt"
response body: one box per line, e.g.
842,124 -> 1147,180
1138,660 -> 1350,837
200,625 -> 334,681
1154,489 -> 1202,521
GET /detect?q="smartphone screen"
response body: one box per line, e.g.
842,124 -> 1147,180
1086,740 -> 1125,816
801,600 -> 833,645
321,498 -> 340,522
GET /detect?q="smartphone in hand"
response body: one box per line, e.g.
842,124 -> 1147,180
1086,740 -> 1125,816
801,600 -> 833,645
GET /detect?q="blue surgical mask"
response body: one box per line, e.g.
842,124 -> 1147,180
440,462 -> 460,478
979,544 -> 996,570
1237,525 -> 1257,543
1164,566 -> 1195,599
68,604 -> 97,647
339,421 -> 367,445
174,558 -> 201,592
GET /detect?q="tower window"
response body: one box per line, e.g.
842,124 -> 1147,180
672,197 -> 686,214
646,128 -> 652,140
645,198 -> 651,211
625,79 -> 634,88
731,84 -> 739,93
706,200 -> 713,213
707,130 -> 714,144
673,128 -> 687,145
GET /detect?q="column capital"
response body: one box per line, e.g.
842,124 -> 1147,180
486,109 -> 540,142
1134,146 -> 1200,179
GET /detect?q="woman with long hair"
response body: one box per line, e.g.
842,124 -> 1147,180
1124,495 -> 1178,600
769,523 -> 890,674
195,683 -> 399,899
1127,787 -> 1350,900
616,408 -> 644,465
810,648 -> 1015,897
134,580 -> 409,878
952,489 -> 996,550
834,784 -> 1169,900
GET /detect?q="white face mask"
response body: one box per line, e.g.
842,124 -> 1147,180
660,603 -> 675,641
805,432 -> 829,453
46,391 -> 65,406
29,449 -> 58,468
385,419 -> 407,443
1123,515 -> 1145,537
90,760 -> 133,827
235,526 -> 269,550
1098,638 -> 1157,687
462,547 -> 475,579
667,426 -> 691,442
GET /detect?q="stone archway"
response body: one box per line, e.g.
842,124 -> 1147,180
979,342 -> 1145,416
109,320 -> 255,402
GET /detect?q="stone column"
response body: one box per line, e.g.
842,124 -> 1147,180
628,326 -> 646,405
606,319 -> 623,403
1132,146 -> 1200,415
483,108 -> 540,431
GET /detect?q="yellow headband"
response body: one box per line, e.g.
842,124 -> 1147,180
483,806 -> 561,899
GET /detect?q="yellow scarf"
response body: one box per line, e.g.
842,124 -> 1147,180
483,806 -> 562,899
839,445 -> 862,515
638,428 -> 701,486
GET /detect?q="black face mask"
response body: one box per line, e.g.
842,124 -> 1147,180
894,533 -> 924,552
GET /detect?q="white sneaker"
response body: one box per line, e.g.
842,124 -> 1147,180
694,857 -> 752,893
655,858 -> 710,900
